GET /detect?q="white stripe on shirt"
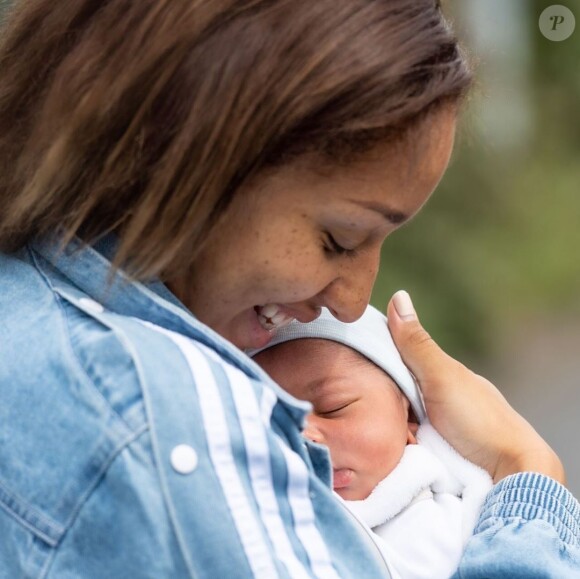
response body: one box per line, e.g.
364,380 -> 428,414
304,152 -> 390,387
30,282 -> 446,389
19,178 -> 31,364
260,387 -> 277,428
219,362 -> 312,579
278,441 -> 341,579
143,322 -> 340,579
201,344 -> 339,578
256,374 -> 340,579
149,327 -> 278,579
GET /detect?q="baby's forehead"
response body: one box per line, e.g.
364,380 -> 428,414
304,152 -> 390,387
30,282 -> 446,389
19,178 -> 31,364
287,337 -> 403,392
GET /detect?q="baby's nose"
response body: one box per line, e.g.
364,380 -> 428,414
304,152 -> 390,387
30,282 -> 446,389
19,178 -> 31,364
303,416 -> 324,444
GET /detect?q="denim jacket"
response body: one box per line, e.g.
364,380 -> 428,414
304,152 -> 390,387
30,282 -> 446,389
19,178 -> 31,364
1,237 -> 579,578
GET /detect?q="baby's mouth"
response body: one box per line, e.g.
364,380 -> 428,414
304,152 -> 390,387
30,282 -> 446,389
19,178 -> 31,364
255,304 -> 295,332
332,468 -> 354,490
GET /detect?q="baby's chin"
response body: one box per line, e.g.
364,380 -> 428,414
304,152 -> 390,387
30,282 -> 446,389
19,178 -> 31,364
335,487 -> 371,501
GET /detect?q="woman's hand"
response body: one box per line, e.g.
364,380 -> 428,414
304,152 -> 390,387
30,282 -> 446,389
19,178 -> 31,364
387,290 -> 566,485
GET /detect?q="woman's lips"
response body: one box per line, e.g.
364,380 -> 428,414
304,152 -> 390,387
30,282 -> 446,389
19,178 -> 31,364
332,468 -> 354,490
254,303 -> 322,332
247,304 -> 322,349
254,304 -> 296,331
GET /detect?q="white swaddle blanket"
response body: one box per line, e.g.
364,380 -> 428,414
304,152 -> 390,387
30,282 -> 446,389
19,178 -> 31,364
344,424 -> 493,579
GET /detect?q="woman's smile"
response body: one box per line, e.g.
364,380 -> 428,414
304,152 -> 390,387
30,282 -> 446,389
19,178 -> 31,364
255,304 -> 296,332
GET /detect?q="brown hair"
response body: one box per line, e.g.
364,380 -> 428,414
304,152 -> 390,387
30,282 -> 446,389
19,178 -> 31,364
0,0 -> 471,279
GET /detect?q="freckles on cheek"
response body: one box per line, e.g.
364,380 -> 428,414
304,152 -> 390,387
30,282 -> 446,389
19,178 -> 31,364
255,264 -> 318,302
246,224 -> 324,298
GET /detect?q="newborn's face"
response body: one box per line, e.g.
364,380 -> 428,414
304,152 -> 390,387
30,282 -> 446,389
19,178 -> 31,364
254,339 -> 414,500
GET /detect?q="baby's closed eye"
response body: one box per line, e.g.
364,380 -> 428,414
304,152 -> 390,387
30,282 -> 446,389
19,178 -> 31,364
315,398 -> 359,416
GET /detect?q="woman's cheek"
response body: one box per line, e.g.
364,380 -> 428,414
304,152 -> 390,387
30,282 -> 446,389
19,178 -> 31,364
266,262 -> 329,301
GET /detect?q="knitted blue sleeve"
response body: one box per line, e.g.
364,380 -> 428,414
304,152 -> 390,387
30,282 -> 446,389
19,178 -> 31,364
454,472 -> 580,578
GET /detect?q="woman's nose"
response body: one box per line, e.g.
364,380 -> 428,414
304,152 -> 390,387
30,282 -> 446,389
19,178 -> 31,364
303,416 -> 324,444
320,250 -> 380,323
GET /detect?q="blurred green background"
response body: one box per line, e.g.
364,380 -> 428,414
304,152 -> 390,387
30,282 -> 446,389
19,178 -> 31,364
372,0 -> 580,494
373,0 -> 580,362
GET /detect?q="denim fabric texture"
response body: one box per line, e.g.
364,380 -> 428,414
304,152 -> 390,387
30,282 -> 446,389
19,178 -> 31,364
454,472 -> 580,578
1,236 -> 579,578
0,237 -> 392,578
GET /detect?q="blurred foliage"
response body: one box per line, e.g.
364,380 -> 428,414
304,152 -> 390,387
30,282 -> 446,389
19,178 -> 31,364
372,0 -> 580,365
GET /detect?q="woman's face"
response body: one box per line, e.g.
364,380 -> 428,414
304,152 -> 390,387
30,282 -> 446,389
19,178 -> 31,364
170,108 -> 456,350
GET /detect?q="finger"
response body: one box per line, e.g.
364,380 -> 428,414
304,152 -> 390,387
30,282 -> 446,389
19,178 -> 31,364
386,290 -> 460,390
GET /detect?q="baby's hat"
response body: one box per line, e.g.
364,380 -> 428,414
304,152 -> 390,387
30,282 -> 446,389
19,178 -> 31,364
249,305 -> 426,422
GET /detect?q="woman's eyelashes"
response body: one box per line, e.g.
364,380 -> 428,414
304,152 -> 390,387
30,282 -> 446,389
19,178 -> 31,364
323,232 -> 359,257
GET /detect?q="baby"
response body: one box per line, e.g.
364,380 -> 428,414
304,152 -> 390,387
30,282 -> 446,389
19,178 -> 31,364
250,305 -> 492,579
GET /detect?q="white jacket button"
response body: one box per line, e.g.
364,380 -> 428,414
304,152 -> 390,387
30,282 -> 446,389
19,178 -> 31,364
170,444 -> 198,474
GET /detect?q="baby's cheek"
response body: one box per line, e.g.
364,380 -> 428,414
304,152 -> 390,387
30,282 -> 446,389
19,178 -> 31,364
364,428 -> 403,468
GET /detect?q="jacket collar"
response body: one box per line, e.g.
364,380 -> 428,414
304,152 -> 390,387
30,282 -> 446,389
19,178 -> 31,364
30,234 -> 310,418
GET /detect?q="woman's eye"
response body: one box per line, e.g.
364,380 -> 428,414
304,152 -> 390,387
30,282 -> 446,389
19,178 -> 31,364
323,233 -> 357,257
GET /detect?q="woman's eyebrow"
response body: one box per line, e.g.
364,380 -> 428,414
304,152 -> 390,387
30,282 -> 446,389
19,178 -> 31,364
351,200 -> 408,224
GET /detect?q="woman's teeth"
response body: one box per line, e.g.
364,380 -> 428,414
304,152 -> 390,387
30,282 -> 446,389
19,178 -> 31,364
256,304 -> 295,331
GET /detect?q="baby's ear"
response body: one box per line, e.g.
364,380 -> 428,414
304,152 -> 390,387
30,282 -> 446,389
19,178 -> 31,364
407,423 -> 418,445
407,407 -> 419,445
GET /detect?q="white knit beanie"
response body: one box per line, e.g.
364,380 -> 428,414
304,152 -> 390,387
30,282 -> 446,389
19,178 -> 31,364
249,305 -> 426,422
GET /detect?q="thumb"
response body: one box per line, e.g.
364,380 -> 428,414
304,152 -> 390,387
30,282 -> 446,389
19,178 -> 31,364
386,290 -> 461,397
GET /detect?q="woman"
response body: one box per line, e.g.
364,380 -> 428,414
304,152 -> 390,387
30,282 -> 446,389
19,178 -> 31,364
0,1 -> 577,577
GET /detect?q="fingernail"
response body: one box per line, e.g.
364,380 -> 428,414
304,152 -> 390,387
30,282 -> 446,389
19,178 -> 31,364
393,290 -> 416,321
